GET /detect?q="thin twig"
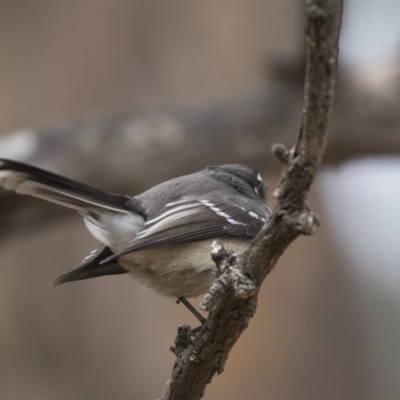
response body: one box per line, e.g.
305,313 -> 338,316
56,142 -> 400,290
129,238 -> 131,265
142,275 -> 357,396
161,1 -> 343,399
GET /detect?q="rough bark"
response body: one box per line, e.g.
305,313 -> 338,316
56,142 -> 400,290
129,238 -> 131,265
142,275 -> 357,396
161,1 -> 343,399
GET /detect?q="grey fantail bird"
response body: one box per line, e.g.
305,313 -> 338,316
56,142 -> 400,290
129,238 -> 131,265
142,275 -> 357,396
0,159 -> 271,322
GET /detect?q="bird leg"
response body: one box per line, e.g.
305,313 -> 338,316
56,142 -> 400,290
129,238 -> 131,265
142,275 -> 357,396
176,296 -> 207,324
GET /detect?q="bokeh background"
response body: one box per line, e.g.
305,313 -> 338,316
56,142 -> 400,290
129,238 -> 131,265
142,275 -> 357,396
1,1 -> 400,399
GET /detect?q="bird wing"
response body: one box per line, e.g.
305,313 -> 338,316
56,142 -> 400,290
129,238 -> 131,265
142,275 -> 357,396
103,197 -> 268,263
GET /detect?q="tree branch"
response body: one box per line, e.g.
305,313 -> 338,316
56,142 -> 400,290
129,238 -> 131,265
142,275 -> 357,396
161,1 -> 343,399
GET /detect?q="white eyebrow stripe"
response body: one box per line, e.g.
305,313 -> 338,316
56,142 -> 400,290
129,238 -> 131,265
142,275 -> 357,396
257,173 -> 262,183
144,202 -> 198,225
200,200 -> 246,226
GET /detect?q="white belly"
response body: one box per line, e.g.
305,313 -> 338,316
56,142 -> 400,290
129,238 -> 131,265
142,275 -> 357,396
118,239 -> 248,298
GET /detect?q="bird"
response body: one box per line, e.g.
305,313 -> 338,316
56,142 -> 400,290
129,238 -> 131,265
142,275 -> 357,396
0,159 -> 271,322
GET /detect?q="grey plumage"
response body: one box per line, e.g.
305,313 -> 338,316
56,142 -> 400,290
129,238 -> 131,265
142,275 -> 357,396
0,159 -> 270,299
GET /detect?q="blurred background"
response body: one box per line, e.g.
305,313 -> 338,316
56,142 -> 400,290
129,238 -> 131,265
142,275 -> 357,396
0,1 -> 400,399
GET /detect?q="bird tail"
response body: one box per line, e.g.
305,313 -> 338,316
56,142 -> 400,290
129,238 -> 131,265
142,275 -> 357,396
51,245 -> 127,285
0,159 -> 145,217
